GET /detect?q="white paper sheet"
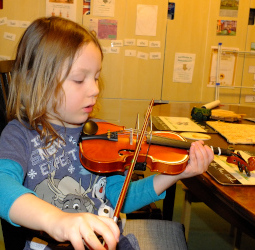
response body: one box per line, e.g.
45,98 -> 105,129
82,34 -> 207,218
93,0 -> 115,17
173,53 -> 196,83
135,4 -> 158,36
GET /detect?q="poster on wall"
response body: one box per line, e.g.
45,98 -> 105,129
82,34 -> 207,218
93,0 -> 115,17
216,20 -> 237,36
83,0 -> 90,15
46,0 -> 77,22
88,18 -> 117,40
219,0 -> 239,17
0,0 -> 3,9
208,46 -> 238,87
173,53 -> 196,83
98,19 -> 117,40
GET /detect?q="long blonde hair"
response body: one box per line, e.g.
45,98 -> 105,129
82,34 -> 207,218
7,16 -> 103,144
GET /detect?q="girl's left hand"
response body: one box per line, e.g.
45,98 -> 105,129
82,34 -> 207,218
153,140 -> 214,195
179,140 -> 214,179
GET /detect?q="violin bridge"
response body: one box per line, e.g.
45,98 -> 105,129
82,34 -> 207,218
149,115 -> 152,132
135,113 -> 139,145
130,128 -> 133,145
135,113 -> 140,132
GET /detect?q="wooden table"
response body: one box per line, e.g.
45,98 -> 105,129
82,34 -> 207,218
152,102 -> 255,239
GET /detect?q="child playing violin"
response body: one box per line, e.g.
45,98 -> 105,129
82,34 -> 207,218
0,16 -> 214,250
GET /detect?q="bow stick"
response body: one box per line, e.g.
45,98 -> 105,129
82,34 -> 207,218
112,99 -> 154,223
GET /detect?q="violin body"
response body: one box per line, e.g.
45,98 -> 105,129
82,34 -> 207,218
79,122 -> 189,175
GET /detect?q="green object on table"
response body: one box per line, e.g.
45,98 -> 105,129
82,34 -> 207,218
191,107 -> 211,121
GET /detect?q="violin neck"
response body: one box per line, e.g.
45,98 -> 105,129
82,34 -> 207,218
148,135 -> 233,156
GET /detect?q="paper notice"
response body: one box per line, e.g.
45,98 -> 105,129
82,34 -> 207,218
173,53 -> 196,83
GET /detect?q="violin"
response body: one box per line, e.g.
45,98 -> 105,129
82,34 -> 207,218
78,121 -> 255,177
79,121 -> 190,175
78,120 -> 239,176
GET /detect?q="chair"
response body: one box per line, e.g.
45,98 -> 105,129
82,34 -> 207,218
0,60 -> 28,250
123,218 -> 187,250
0,60 -> 14,135
123,173 -> 187,249
122,175 -> 187,249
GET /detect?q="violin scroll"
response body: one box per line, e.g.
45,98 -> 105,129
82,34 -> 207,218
227,151 -> 251,177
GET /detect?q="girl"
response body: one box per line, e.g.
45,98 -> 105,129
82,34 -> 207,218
0,17 -> 214,250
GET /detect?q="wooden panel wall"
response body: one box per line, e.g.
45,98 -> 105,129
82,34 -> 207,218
0,0 -> 255,128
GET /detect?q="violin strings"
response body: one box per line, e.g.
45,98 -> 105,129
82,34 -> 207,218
145,131 -> 153,162
114,129 -> 189,150
116,129 -> 181,141
144,118 -> 153,161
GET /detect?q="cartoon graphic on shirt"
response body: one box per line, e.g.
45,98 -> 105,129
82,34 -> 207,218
92,177 -> 106,200
30,132 -> 114,217
92,177 -> 114,218
34,171 -> 112,216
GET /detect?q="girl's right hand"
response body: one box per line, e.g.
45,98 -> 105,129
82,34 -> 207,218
10,194 -> 120,250
46,211 -> 120,250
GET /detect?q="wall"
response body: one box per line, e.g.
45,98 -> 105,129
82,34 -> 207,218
0,0 -> 45,59
86,0 -> 255,127
0,0 -> 83,58
1,0 -> 255,129
83,0 -> 169,127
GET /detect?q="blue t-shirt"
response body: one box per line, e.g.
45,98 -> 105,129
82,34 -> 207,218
0,120 -> 165,224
